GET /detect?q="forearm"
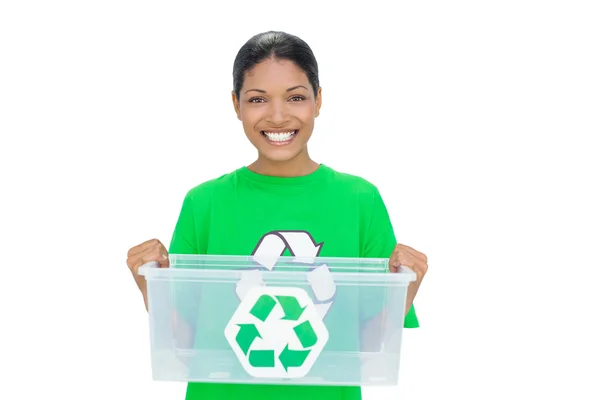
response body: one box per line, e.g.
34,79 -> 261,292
405,282 -> 419,316
140,288 -> 149,312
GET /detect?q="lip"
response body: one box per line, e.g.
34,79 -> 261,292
260,129 -> 298,134
260,129 -> 299,146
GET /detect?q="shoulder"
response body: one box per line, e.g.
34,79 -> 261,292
182,169 -> 241,202
326,166 -> 382,196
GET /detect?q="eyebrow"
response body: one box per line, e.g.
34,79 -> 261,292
244,85 -> 309,94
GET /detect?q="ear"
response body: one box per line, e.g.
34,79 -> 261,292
232,91 -> 241,121
315,87 -> 322,118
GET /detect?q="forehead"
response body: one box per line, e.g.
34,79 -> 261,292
243,58 -> 309,90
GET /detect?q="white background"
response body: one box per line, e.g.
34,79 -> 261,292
1,1 -> 599,399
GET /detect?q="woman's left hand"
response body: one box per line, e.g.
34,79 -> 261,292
389,244 -> 428,315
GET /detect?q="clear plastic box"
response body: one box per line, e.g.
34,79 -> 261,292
139,254 -> 416,386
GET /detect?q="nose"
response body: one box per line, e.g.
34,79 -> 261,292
265,99 -> 289,126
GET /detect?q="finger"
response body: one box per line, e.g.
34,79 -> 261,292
389,252 -> 416,272
127,240 -> 169,268
127,239 -> 162,258
158,243 -> 170,267
157,252 -> 170,268
128,248 -> 169,273
396,244 -> 425,261
394,251 -> 428,280
396,244 -> 427,263
127,240 -> 153,258
127,256 -> 148,273
397,253 -> 427,276
140,248 -> 169,269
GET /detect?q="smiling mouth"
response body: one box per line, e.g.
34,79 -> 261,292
260,130 -> 299,144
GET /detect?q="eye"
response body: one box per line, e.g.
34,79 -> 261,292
249,97 -> 266,103
289,95 -> 305,102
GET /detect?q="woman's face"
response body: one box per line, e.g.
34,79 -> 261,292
232,58 -> 322,164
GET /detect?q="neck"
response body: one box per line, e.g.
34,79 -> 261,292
248,150 -> 319,177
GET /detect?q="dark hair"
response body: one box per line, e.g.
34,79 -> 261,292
232,31 -> 320,99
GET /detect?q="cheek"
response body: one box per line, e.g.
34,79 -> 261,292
297,104 -> 317,125
240,108 -> 262,131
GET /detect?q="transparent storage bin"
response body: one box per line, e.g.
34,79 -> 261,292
139,254 -> 416,386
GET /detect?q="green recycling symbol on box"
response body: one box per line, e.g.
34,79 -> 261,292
224,286 -> 329,378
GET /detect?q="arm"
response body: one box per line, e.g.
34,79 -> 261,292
360,186 -> 421,328
389,243 -> 428,318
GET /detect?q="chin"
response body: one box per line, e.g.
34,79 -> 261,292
260,148 -> 305,163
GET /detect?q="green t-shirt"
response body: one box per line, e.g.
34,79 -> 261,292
168,164 -> 419,400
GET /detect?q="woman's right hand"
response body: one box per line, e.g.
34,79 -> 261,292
126,239 -> 170,302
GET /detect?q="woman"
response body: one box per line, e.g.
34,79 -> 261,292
127,30 -> 428,400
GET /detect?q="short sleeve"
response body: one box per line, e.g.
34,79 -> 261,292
169,191 -> 200,255
360,187 -> 419,328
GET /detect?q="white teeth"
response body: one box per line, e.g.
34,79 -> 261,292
263,131 -> 296,142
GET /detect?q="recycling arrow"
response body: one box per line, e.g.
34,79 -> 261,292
276,295 -> 305,320
236,231 -> 327,301
251,231 -> 323,270
249,350 -> 275,367
236,324 -> 261,355
279,344 -> 310,371
250,294 -> 277,322
243,230 -> 337,320
293,320 -> 318,348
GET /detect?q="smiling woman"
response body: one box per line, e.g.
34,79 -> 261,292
231,31 -> 323,176
126,30 -> 428,400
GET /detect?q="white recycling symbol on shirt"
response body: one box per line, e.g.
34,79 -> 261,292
236,230 -> 336,319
